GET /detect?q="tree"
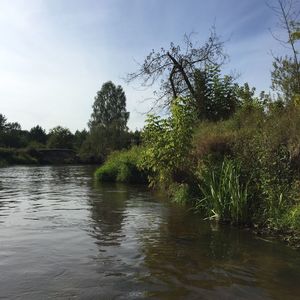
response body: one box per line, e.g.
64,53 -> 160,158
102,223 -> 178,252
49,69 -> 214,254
47,126 -> 74,149
73,129 -> 88,151
126,29 -> 227,110
89,81 -> 129,131
0,114 -> 7,132
271,56 -> 300,102
88,81 -> 130,157
194,67 -> 238,121
29,125 -> 47,144
0,115 -> 26,148
268,0 -> 300,102
140,98 -> 196,187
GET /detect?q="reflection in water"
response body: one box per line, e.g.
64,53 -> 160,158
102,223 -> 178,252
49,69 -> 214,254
140,204 -> 300,299
87,183 -> 128,246
0,166 -> 299,299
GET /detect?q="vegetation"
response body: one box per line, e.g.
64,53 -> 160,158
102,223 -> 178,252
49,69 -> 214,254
139,98 -> 196,188
1,0 -> 299,245
95,147 -> 146,183
195,159 -> 249,224
0,81 -> 140,165
96,1 -> 300,245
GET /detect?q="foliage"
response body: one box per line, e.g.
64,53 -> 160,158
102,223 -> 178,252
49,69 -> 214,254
194,67 -> 238,121
87,81 -> 130,158
232,103 -> 300,226
268,0 -> 300,103
89,81 -> 129,131
73,129 -> 88,151
47,126 -> 74,149
126,30 -> 226,108
95,147 -> 147,184
195,159 -> 249,224
193,119 -> 235,163
0,147 -> 37,165
169,183 -> 192,205
140,98 -> 196,187
29,125 -> 47,145
0,114 -> 26,148
271,56 -> 300,102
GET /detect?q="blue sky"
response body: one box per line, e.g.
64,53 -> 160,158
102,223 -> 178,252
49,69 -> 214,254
0,0 -> 290,132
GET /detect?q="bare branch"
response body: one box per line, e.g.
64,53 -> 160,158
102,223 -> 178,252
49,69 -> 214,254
125,28 -> 227,110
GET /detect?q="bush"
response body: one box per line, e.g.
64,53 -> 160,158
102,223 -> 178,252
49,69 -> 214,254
192,120 -> 235,162
0,147 -> 37,165
95,146 -> 147,184
140,98 -> 196,188
231,103 -> 300,228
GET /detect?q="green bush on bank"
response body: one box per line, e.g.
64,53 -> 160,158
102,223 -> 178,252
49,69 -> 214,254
94,146 -> 147,183
190,102 -> 300,231
0,147 -> 38,166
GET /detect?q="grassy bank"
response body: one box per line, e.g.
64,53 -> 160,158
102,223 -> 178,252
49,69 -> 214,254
94,100 -> 300,248
0,147 -> 38,166
0,147 -> 89,166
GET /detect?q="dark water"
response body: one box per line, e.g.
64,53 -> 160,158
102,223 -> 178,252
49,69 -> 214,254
0,166 -> 299,299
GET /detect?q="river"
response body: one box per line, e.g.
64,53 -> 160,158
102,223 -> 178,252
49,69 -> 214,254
0,165 -> 299,299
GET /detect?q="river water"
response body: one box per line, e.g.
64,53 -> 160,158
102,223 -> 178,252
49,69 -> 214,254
0,165 -> 299,299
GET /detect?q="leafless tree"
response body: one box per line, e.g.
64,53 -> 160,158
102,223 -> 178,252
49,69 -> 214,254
126,28 -> 227,109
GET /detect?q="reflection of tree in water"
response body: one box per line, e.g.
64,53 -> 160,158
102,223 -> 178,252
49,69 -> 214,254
87,182 -> 129,246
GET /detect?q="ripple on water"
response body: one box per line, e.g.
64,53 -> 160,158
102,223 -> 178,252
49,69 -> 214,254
0,166 -> 299,299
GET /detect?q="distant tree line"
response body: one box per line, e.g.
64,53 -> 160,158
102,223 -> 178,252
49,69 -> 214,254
0,81 -> 141,163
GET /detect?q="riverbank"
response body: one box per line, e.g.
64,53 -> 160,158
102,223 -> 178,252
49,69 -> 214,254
0,147 -> 100,166
93,101 -> 300,249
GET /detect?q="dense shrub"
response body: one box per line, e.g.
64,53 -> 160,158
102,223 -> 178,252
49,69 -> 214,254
95,147 -> 147,184
192,120 -> 235,162
190,101 -> 300,231
140,98 -> 196,188
0,147 -> 38,165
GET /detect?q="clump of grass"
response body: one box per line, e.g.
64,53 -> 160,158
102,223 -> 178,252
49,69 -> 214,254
95,146 -> 147,184
195,159 -> 249,224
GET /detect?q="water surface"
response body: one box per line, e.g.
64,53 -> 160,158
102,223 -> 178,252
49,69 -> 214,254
0,166 -> 299,299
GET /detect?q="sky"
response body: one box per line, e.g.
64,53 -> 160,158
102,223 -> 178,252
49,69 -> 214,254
0,0 -> 293,132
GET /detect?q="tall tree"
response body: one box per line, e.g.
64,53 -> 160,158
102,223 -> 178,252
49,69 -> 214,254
47,126 -> 74,149
87,81 -> 130,157
194,66 -> 238,121
89,81 -> 129,131
0,114 -> 7,132
29,125 -> 47,144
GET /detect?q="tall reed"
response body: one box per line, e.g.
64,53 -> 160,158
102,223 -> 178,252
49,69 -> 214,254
196,159 -> 249,224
